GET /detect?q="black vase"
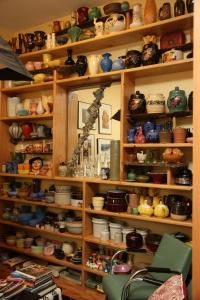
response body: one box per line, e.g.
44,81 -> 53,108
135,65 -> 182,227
141,43 -> 159,66
125,50 -> 141,68
186,0 -> 194,12
174,0 -> 185,16
65,49 -> 75,65
75,55 -> 88,76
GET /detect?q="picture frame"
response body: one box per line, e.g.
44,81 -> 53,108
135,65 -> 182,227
78,134 -> 95,164
78,101 -> 96,130
98,103 -> 112,134
97,138 -> 111,161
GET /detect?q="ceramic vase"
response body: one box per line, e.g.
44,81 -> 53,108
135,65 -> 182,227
9,122 -> 22,139
65,49 -> 75,65
130,4 -> 143,27
21,123 -> 33,138
159,3 -> 171,20
75,55 -> 88,76
88,7 -> 101,21
110,140 -> 120,180
77,7 -> 89,25
141,43 -> 159,66
36,100 -> 44,115
174,0 -> 185,16
112,57 -> 125,71
167,87 -> 187,112
121,1 -> 130,12
134,127 -> 146,144
144,0 -> 157,24
7,97 -> 20,117
100,53 -> 112,72
88,54 -> 100,75
68,26 -> 82,42
186,0 -> 194,12
125,50 -> 141,68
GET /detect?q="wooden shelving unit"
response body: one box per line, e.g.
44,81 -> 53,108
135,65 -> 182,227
0,10 -> 195,295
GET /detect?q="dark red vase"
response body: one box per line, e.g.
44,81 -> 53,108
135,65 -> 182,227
21,123 -> 33,138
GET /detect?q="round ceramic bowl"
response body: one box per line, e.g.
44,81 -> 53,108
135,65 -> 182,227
70,198 -> 83,207
136,175 -> 150,183
65,221 -> 83,234
31,245 -> 44,254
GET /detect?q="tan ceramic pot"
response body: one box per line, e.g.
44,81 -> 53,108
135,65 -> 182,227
173,127 -> 186,143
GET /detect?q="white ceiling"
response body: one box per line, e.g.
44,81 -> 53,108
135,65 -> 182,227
0,0 -> 108,33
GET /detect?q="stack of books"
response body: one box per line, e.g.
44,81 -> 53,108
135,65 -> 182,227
0,278 -> 26,299
8,264 -> 56,297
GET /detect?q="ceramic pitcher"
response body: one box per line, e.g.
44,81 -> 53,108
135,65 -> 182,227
88,54 -> 100,75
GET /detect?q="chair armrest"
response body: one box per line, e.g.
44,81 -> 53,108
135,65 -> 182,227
146,267 -> 180,274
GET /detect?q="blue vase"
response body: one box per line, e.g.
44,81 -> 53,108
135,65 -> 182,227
127,128 -> 135,143
143,121 -> 155,136
145,130 -> 159,143
112,57 -> 125,71
100,53 -> 112,72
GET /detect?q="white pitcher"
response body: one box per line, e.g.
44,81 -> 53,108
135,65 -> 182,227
88,54 -> 100,75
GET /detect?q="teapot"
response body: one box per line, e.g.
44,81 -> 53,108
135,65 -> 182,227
154,201 -> 169,218
138,200 -> 153,216
105,14 -> 126,33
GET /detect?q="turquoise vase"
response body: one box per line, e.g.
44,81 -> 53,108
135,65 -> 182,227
167,86 -> 187,112
88,7 -> 101,21
68,26 -> 82,43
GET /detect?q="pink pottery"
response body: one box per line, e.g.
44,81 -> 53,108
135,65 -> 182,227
134,127 -> 146,144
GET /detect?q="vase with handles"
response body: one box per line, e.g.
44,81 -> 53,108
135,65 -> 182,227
144,0 -> 157,24
88,54 -> 100,75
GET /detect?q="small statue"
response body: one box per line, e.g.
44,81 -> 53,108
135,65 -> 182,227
42,95 -> 53,114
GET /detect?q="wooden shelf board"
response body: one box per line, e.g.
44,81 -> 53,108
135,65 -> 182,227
54,277 -> 106,300
84,235 -> 126,250
54,176 -> 87,182
0,196 -> 83,211
123,161 -> 187,168
19,14 -> 193,63
123,143 -> 193,148
121,181 -> 192,190
83,266 -> 106,277
0,219 -> 83,240
0,114 -> 53,122
0,242 -> 82,270
54,176 -> 121,185
85,209 -> 192,227
127,110 -> 193,121
0,173 -> 53,180
57,70 -> 122,88
1,82 -> 53,94
124,58 -> 193,78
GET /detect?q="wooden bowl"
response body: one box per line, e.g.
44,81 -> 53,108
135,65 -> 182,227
103,2 -> 121,15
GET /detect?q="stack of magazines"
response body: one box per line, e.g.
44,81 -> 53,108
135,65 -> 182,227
0,278 -> 26,299
8,264 -> 56,298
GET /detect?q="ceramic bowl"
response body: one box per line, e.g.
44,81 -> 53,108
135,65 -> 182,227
31,245 -> 44,254
148,172 -> 167,184
56,36 -> 68,45
7,190 -> 18,197
103,3 -> 121,14
66,221 -> 83,234
136,175 -> 150,183
70,198 -> 83,207
113,263 -> 131,274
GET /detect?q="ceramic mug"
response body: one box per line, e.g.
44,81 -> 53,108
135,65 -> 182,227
100,230 -> 110,241
92,196 -> 104,210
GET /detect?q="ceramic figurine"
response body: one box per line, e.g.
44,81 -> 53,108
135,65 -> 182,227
42,95 -> 53,114
130,4 -> 143,27
159,2 -> 171,20
144,0 -> 157,24
112,57 -> 125,71
137,151 -> 147,163
75,55 -> 88,76
89,7 -> 101,21
94,18 -> 104,37
167,87 -> 187,112
141,35 -> 159,66
128,90 -> 146,114
174,0 -> 185,16
134,127 -> 146,144
100,53 -> 112,72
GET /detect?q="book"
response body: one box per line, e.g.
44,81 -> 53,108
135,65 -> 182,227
11,264 -> 52,281
30,280 -> 54,293
37,283 -> 57,297
3,256 -> 29,267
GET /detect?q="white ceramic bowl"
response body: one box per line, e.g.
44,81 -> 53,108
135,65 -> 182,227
66,222 -> 83,234
70,198 -> 83,207
55,192 -> 71,206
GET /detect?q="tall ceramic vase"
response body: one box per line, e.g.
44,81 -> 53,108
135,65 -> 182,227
144,0 -> 157,24
88,54 -> 100,75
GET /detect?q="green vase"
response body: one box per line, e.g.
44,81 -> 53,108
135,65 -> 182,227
88,7 -> 101,21
167,86 -> 187,112
68,26 -> 82,43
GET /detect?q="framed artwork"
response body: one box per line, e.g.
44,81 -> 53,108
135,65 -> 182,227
78,134 -> 95,164
99,103 -> 112,134
78,101 -> 96,130
97,138 -> 111,161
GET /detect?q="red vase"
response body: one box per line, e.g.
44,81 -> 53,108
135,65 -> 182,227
21,123 -> 33,138
77,7 -> 89,25
134,127 -> 146,144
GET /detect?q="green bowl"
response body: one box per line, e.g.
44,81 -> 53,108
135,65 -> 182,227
136,175 -> 150,183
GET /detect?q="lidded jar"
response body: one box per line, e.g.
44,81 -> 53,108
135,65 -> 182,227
126,228 -> 143,249
128,91 -> 146,114
167,87 -> 187,112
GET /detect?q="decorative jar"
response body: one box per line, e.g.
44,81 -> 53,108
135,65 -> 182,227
100,53 -> 112,72
167,87 -> 187,112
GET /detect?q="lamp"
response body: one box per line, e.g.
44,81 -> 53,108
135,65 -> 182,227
0,36 -> 32,81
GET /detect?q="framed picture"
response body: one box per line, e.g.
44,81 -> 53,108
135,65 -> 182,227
99,103 -> 112,134
97,138 -> 111,161
78,134 -> 95,164
78,101 -> 96,130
